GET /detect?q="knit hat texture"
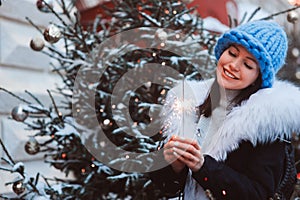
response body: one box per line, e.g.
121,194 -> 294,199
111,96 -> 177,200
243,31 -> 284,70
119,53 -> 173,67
214,20 -> 288,88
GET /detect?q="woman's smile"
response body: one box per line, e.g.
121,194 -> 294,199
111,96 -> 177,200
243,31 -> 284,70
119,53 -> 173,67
223,68 -> 239,80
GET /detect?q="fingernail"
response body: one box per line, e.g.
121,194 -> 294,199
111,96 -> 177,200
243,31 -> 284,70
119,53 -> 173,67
174,141 -> 179,146
173,150 -> 178,156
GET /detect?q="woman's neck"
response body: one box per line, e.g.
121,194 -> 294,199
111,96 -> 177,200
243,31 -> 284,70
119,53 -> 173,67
219,86 -> 240,110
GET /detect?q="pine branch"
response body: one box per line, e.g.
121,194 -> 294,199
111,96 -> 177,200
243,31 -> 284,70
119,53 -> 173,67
259,5 -> 300,20
25,17 -> 44,34
0,138 -> 16,165
247,7 -> 261,22
47,89 -> 63,123
40,0 -> 70,27
59,0 -> 75,23
0,87 -> 31,104
25,90 -> 44,107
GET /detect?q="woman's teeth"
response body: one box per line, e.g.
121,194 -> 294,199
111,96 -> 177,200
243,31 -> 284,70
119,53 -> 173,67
224,69 -> 237,79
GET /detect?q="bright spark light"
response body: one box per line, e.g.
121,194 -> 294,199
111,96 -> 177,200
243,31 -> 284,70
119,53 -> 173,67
172,97 -> 194,116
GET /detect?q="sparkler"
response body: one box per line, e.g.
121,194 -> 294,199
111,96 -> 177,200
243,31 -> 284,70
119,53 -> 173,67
170,80 -> 197,140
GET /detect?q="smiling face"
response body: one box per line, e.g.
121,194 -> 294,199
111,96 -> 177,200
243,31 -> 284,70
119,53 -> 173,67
216,44 -> 260,90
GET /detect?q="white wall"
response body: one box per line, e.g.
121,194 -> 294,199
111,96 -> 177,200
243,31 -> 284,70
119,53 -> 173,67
0,0 -> 69,194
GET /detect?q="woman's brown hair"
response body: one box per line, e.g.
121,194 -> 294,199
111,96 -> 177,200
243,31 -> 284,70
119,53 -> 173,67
198,73 -> 262,118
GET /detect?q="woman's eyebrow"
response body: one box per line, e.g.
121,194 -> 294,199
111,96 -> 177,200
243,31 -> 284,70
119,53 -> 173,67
246,56 -> 258,64
231,44 -> 239,51
232,44 -> 258,64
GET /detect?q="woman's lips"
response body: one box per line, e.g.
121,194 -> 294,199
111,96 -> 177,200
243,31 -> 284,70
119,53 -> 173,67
223,68 -> 239,80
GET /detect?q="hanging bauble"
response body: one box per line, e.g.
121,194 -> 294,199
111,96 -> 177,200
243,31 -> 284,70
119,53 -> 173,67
287,11 -> 299,23
43,24 -> 62,43
12,180 -> 26,195
155,29 -> 168,42
30,37 -> 45,51
24,136 -> 40,155
11,105 -> 28,122
36,0 -> 54,13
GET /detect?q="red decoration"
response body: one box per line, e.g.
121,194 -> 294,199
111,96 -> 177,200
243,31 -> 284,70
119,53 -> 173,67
76,1 -> 114,29
75,0 -> 238,29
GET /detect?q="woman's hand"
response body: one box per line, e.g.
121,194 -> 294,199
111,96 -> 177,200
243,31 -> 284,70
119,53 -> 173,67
163,136 -> 186,173
166,136 -> 205,172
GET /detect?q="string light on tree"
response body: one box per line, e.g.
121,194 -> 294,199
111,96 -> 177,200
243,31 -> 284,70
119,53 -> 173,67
102,119 -> 111,129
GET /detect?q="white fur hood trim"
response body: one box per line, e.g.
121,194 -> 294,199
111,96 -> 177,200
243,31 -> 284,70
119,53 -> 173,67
161,79 -> 300,161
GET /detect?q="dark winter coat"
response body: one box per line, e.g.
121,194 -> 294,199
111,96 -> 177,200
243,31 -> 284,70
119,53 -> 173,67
150,79 -> 300,200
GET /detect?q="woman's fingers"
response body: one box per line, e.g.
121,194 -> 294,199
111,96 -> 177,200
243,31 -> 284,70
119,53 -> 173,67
168,140 -> 200,156
173,146 -> 204,172
170,135 -> 200,150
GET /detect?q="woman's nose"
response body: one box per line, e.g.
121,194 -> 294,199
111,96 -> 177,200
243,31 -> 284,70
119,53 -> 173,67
229,60 -> 240,71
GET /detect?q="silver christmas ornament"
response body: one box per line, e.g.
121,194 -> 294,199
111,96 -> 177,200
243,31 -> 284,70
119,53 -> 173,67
287,11 -> 299,23
36,0 -> 54,13
24,136 -> 40,155
12,180 -> 25,195
43,24 -> 62,43
11,105 -> 28,122
30,37 -> 45,51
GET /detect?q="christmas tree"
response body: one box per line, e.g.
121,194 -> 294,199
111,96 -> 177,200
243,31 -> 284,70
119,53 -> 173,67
0,0 -> 300,199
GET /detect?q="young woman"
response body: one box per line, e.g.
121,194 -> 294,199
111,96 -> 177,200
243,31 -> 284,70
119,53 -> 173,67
150,20 -> 300,199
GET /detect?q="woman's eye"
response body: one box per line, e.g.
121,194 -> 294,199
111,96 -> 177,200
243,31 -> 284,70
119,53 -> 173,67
245,63 -> 254,69
228,50 -> 237,57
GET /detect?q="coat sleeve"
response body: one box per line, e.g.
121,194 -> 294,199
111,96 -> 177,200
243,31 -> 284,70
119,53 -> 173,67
192,141 -> 286,200
148,165 -> 188,198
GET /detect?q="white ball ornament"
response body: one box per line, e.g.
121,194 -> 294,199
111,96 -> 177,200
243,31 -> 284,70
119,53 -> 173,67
30,37 -> 45,51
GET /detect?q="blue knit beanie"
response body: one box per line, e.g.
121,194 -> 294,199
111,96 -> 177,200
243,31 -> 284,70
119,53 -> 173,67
214,20 -> 288,88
